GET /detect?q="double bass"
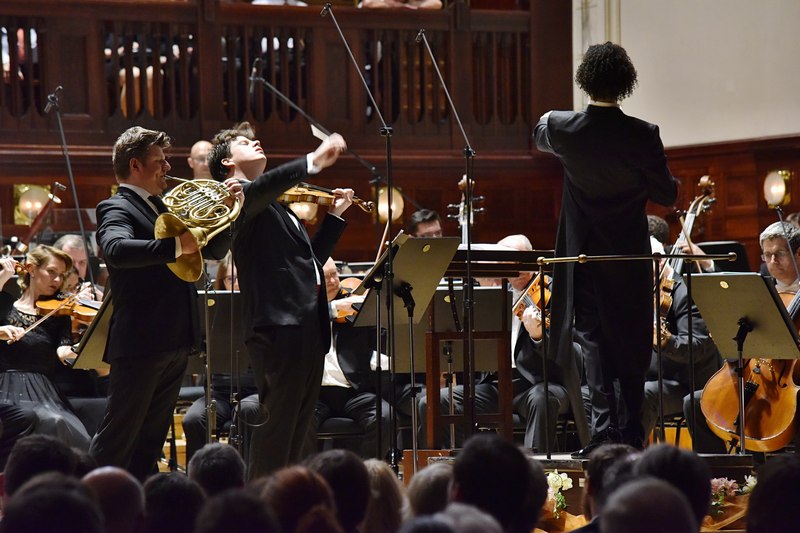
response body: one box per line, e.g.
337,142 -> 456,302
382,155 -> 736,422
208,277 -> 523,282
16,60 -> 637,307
700,283 -> 800,452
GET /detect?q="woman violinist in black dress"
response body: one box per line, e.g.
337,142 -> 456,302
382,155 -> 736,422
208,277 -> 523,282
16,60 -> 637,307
0,245 -> 91,449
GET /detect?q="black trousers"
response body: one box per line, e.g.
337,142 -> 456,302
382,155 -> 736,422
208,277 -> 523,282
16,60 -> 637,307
89,349 -> 188,481
245,322 -> 324,480
312,385 -> 391,459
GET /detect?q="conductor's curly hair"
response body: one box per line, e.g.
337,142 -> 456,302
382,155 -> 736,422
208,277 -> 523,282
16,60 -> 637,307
575,42 -> 638,102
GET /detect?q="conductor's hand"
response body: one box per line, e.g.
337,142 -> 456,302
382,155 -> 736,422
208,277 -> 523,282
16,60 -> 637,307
329,188 -> 355,217
311,133 -> 347,171
223,177 -> 245,208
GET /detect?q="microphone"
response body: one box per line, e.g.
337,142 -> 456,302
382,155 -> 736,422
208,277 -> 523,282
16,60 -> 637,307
415,30 -> 425,44
249,58 -> 261,101
44,86 -> 63,114
320,3 -> 330,17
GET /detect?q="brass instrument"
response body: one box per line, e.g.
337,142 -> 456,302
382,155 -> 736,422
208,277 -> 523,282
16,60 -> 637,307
154,176 -> 241,282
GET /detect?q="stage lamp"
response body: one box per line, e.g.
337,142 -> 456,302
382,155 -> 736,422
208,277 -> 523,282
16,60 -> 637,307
763,169 -> 792,208
376,186 -> 404,223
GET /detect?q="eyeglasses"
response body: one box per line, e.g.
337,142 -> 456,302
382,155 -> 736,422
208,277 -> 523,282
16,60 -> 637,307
762,250 -> 791,262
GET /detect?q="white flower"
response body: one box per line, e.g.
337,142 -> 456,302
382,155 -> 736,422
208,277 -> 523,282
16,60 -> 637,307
546,470 -> 572,493
740,474 -> 757,494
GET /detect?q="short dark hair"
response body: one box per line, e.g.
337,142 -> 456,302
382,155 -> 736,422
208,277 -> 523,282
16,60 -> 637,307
583,443 -> 638,516
1,476 -> 103,533
747,453 -> 800,533
633,444 -> 711,525
208,122 -> 256,182
143,472 -> 205,533
575,42 -> 638,102
112,126 -> 171,180
304,450 -> 370,533
195,489 -> 280,533
452,434 -> 546,533
406,209 -> 442,236
4,435 -> 77,497
188,443 -> 245,497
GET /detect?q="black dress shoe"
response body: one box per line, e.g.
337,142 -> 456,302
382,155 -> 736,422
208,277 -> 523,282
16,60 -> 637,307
622,425 -> 645,451
570,427 -> 622,459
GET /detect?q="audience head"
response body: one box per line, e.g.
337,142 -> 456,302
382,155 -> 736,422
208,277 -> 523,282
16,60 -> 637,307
406,209 -> 443,238
304,450 -> 369,533
398,516 -> 455,533
361,458 -> 406,533
1,434 -> 77,501
0,472 -> 103,533
188,443 -> 246,497
746,453 -> 800,533
406,462 -> 453,518
600,477 -> 697,533
259,465 -> 336,533
575,41 -> 638,102
142,472 -> 205,533
194,488 -> 280,533
759,221 -> 800,285
188,140 -> 213,180
451,434 -> 547,533
435,502 -> 502,533
582,443 -> 638,518
633,443 -> 711,525
82,466 -> 145,533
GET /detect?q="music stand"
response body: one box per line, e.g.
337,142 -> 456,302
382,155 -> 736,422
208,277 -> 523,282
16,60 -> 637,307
197,290 -> 249,375
689,272 -> 800,453
72,296 -> 112,371
352,233 -> 460,473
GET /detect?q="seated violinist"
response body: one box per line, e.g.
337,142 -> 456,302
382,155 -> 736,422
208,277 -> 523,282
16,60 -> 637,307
643,237 -> 721,441
53,234 -> 104,303
0,246 -> 92,450
418,234 -> 586,452
308,258 -> 391,459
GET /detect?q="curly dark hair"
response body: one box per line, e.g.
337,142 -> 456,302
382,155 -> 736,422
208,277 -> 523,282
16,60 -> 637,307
207,122 -> 256,182
575,42 -> 638,102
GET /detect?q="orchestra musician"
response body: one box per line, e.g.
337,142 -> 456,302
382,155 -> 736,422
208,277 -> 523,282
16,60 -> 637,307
0,248 -> 91,450
88,127 -> 243,481
207,122 -> 351,478
53,234 -> 104,303
308,258 -> 390,459
534,42 -> 679,456
687,221 -> 800,453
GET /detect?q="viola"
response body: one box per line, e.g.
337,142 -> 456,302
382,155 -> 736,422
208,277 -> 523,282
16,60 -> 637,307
512,273 -> 551,327
278,183 -> 375,214
36,295 -> 99,325
700,289 -> 800,452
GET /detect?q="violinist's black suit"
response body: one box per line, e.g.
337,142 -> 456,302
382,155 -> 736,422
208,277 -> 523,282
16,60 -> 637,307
535,105 -> 678,444
90,186 -> 229,481
232,158 -> 345,478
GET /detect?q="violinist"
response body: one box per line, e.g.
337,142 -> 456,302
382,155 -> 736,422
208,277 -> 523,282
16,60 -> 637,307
0,246 -> 92,450
418,235 -> 586,452
309,258 -> 390,459
641,236 -> 721,441
208,121 -> 351,478
53,234 -> 104,303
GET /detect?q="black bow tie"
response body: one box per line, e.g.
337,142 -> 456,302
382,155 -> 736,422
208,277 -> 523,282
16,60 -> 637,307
148,195 -> 168,215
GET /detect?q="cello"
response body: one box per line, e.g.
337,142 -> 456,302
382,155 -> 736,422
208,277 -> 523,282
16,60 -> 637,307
700,289 -> 800,452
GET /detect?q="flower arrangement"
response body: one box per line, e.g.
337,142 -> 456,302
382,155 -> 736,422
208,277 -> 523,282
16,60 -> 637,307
545,469 -> 573,519
709,475 -> 757,515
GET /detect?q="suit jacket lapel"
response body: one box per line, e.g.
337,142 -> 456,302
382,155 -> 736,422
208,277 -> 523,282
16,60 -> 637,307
274,201 -> 310,245
119,188 -> 158,224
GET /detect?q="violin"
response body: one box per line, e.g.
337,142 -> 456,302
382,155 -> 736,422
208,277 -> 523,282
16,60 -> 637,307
7,294 -> 100,345
333,280 -> 365,323
700,288 -> 800,452
512,273 -> 551,327
278,183 -> 375,213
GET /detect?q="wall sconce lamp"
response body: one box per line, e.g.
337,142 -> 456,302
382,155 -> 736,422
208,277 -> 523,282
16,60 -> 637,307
376,186 -> 404,223
763,169 -> 792,208
14,184 -> 56,226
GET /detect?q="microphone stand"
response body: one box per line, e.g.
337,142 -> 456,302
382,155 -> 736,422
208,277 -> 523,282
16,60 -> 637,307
45,86 -> 99,299
321,2 -> 400,470
417,29 -> 477,441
